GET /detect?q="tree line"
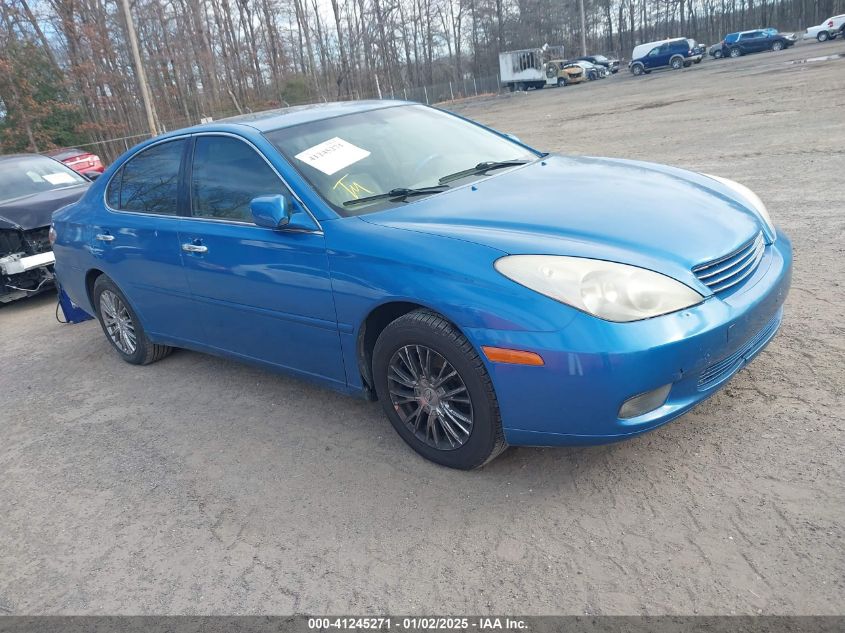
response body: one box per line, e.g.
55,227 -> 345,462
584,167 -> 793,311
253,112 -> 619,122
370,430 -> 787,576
1,0 -> 842,160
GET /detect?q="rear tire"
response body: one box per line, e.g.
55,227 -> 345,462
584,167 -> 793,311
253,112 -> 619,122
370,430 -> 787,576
372,310 -> 507,470
670,56 -> 684,69
93,276 -> 172,365
557,77 -> 567,87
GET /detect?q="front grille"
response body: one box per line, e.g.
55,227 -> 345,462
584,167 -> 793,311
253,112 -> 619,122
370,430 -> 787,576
697,311 -> 781,390
0,229 -> 25,255
693,232 -> 765,294
24,227 -> 51,255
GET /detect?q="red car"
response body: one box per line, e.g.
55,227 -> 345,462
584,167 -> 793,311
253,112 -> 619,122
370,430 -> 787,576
45,147 -> 105,177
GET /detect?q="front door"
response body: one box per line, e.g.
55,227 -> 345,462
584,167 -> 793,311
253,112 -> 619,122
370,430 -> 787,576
178,134 -> 347,387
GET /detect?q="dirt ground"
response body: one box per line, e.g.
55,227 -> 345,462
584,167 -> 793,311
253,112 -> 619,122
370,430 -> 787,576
1,41 -> 843,616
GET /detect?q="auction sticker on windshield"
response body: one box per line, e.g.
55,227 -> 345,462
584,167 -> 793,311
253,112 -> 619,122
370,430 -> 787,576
295,137 -> 371,175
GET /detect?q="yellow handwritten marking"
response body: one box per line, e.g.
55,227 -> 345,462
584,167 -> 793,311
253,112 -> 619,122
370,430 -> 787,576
333,174 -> 373,199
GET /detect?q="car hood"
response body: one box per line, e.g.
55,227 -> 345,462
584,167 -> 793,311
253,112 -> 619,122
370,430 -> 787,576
0,184 -> 89,230
361,155 -> 764,284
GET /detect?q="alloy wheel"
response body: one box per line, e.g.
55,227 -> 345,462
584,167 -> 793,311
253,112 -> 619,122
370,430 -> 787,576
387,344 -> 473,451
100,290 -> 137,354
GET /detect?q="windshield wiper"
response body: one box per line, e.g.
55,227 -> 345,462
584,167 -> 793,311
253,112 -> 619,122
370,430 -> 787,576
342,185 -> 449,207
438,159 -> 531,185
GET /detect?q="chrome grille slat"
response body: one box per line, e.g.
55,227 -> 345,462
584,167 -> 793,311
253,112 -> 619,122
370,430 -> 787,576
693,232 -> 765,295
706,243 -> 765,288
696,239 -> 760,280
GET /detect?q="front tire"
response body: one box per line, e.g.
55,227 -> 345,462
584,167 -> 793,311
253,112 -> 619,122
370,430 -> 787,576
817,31 -> 829,42
93,276 -> 172,365
631,63 -> 644,76
714,49 -> 723,58
772,41 -> 784,51
729,47 -> 742,58
372,310 -> 507,469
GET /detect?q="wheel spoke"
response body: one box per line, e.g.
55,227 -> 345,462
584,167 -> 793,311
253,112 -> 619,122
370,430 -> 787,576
398,347 -> 420,380
426,408 -> 439,445
442,404 -> 470,435
387,344 -> 473,452
441,385 -> 467,399
433,368 -> 457,388
388,365 -> 416,388
437,411 -> 461,445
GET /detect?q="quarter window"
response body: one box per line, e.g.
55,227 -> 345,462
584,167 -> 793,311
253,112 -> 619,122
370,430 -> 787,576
110,139 -> 185,214
190,136 -> 284,222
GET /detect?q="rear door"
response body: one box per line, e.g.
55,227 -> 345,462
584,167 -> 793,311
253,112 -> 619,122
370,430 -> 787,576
93,137 -> 199,342
177,133 -> 346,386
740,31 -> 763,52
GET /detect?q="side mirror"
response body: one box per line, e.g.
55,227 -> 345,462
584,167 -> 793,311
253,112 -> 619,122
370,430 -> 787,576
84,171 -> 102,181
250,194 -> 290,229
505,132 -> 522,143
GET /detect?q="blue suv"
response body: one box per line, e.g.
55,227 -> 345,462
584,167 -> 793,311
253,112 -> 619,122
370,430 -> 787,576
720,29 -> 795,58
629,39 -> 694,76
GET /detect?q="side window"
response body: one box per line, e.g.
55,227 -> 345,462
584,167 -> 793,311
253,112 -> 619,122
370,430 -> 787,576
106,167 -> 122,207
648,47 -> 660,56
117,139 -> 185,214
190,136 -> 284,222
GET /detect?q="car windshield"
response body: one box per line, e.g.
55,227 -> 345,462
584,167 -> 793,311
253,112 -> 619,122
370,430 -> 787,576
265,104 -> 538,215
0,155 -> 87,204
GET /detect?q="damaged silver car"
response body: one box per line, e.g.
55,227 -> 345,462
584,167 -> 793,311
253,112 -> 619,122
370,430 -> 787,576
0,154 -> 90,303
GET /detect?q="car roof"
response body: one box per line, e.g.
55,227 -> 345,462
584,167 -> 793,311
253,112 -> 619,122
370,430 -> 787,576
213,100 -> 408,133
0,153 -> 49,162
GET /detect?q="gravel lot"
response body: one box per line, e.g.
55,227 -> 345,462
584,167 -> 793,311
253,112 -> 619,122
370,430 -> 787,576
1,41 -> 843,616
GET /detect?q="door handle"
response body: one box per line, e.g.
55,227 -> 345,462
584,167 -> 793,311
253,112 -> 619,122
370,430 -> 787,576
182,243 -> 208,253
95,233 -> 115,242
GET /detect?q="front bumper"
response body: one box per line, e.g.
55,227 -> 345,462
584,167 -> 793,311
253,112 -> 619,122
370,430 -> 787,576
465,231 -> 792,446
0,250 -> 55,275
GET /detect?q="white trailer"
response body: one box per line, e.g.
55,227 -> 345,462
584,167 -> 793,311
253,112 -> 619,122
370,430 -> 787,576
499,46 -> 565,91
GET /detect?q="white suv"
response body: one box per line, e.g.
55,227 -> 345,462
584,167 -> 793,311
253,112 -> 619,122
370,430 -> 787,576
803,14 -> 845,42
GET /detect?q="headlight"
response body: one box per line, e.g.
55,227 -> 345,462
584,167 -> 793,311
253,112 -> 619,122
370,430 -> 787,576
704,174 -> 776,238
495,256 -> 703,322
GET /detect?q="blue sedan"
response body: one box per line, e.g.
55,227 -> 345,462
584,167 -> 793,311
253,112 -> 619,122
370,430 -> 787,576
51,101 -> 792,469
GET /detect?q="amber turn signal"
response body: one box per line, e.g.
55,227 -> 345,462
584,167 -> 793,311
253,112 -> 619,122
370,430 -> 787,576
481,346 -> 545,366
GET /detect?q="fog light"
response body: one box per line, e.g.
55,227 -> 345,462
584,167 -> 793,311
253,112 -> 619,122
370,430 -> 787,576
618,384 -> 671,419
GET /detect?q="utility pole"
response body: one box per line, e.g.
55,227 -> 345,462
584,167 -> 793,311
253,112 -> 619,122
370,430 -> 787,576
120,0 -> 158,137
578,0 -> 587,56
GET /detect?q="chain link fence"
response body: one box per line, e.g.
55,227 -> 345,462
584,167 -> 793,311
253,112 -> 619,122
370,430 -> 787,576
72,74 -> 505,163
